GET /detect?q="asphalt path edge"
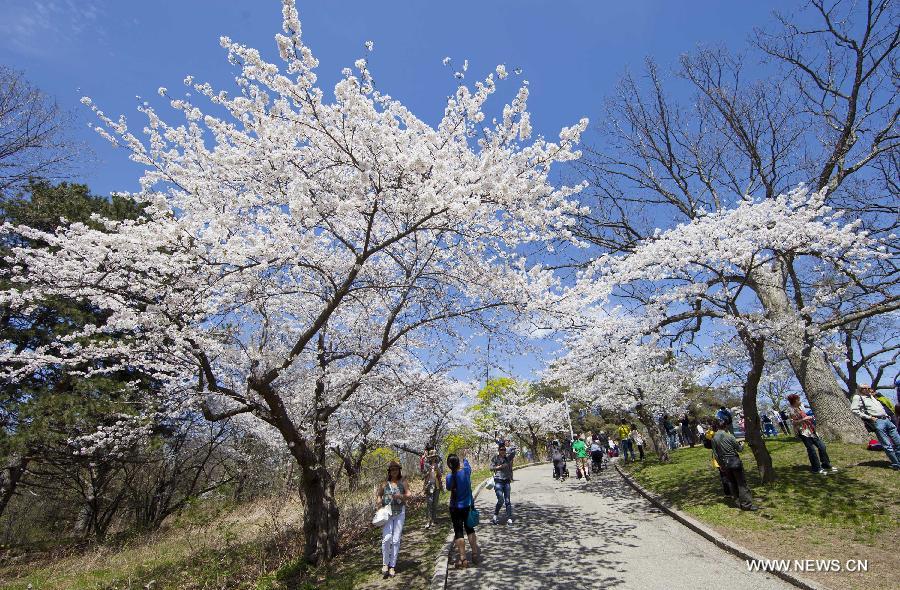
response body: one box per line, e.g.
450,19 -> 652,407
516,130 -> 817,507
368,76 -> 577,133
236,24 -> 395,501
614,463 -> 828,590
430,460 -> 549,590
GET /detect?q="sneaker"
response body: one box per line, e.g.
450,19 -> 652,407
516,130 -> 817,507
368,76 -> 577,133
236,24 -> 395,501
491,515 -> 498,525
828,466 -> 838,472
816,469 -> 828,475
389,567 -> 396,577
381,565 -> 389,577
890,464 -> 900,470
507,518 -> 513,525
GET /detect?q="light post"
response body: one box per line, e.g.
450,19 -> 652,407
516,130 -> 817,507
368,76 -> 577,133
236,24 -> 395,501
562,391 -> 575,442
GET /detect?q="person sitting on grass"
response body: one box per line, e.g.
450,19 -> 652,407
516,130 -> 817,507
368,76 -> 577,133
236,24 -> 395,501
711,416 -> 758,511
851,384 -> 900,470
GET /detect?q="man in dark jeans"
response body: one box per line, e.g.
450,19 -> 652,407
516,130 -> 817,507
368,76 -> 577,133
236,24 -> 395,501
711,418 -> 758,511
490,445 -> 515,524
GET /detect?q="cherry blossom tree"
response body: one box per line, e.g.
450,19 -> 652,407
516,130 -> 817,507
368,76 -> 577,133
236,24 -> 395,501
567,185 -> 890,444
0,0 -> 587,562
472,379 -> 567,457
546,313 -> 687,462
574,0 -> 898,442
329,369 -> 470,489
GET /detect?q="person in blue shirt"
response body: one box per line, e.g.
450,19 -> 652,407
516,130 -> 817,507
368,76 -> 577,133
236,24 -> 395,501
446,452 -> 480,568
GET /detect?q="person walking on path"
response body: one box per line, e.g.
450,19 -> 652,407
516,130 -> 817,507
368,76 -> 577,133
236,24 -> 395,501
590,436 -> 605,472
490,444 -> 515,525
572,434 -> 590,479
446,452 -> 480,568
851,384 -> 900,470
629,424 -> 645,461
711,418 -> 758,511
376,461 -> 411,577
786,394 -> 836,475
617,421 -> 634,462
550,440 -> 567,480
423,449 -> 443,529
597,430 -> 610,454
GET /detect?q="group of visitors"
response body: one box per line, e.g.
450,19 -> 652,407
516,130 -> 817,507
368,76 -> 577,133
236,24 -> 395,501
661,414 -> 704,449
375,438 -> 519,576
547,426 -> 647,484
374,381 -> 900,578
707,383 -> 900,515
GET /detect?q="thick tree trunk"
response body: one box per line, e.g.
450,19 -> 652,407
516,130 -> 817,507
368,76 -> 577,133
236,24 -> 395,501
751,264 -> 867,442
0,454 -> 28,520
739,333 -> 776,483
636,406 -> 669,462
341,453 -> 365,492
301,463 -> 340,564
529,432 -> 540,462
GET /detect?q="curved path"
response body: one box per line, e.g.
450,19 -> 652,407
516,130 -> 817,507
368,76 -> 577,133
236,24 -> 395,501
445,463 -> 793,590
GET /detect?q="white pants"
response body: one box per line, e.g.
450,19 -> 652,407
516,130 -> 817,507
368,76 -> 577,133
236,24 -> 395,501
381,508 -> 405,567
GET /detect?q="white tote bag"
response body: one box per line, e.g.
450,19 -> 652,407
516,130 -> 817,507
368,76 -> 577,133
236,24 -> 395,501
372,505 -> 391,528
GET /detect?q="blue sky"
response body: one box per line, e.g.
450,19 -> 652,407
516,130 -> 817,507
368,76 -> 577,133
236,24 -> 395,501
1,0 -> 795,382
1,0 -> 788,197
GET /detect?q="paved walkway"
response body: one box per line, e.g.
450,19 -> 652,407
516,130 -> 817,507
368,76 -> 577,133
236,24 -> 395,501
445,463 -> 794,590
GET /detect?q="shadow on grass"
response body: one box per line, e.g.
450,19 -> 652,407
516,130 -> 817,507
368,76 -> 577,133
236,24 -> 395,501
626,440 -> 895,530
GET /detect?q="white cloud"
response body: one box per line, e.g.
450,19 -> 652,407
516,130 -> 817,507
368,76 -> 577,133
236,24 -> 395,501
0,0 -> 104,57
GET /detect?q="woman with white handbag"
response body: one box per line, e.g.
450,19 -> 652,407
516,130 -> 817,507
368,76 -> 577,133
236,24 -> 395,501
374,461 -> 410,577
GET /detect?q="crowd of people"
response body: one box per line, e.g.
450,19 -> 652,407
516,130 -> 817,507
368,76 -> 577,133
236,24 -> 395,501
372,383 -> 900,577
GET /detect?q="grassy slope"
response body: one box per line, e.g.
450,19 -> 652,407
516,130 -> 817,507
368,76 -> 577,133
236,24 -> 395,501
623,435 -> 899,590
0,496 -> 308,590
0,466 -> 496,590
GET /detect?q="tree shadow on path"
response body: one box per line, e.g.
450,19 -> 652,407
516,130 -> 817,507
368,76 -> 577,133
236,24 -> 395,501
446,470 -> 657,590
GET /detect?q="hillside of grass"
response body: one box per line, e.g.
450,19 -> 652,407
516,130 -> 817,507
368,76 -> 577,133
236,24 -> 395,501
0,462 -> 504,590
622,435 -> 899,590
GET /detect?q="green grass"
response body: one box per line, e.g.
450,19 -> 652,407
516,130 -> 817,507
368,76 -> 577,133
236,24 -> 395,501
622,436 -> 899,590
272,492 -> 453,590
624,436 -> 896,535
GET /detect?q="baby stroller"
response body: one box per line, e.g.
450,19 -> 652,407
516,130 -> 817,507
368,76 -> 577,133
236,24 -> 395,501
552,460 -> 569,481
591,449 -> 605,473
